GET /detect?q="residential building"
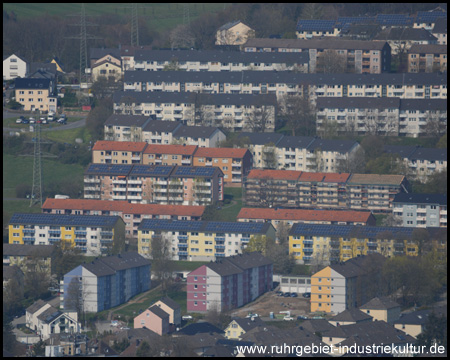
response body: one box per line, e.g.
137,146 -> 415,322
143,144 -> 198,166
45,334 -> 90,357
236,132 -> 284,168
328,308 -> 373,326
26,300 -> 52,332
133,49 -> 309,72
89,46 -> 153,73
408,44 -> 447,72
92,141 -> 148,164
289,224 -> 420,264
29,62 -> 57,80
279,275 -> 311,294
215,21 -> 254,46
431,17 -> 447,45
186,252 -> 273,312
171,124 -> 226,148
83,163 -> 223,206
394,308 -> 447,338
3,54 -> 28,80
360,296 -> 401,324
133,305 -> 170,336
8,213 -> 125,256
373,27 -> 438,55
413,10 -> 447,31
138,220 -> 275,261
103,114 -> 153,142
310,254 -> 385,314
14,78 -> 57,112
91,57 -> 122,82
392,193 -> 447,227
62,252 -> 151,313
193,147 -> 252,185
3,243 -> 55,275
295,20 -> 340,39
237,208 -> 376,230
141,119 -> 183,144
243,38 -> 391,73
42,198 -> 205,239
153,297 -> 181,325
224,317 -> 265,340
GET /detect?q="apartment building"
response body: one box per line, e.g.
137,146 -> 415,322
393,193 -> 447,228
3,54 -> 28,80
14,78 -> 57,112
91,57 -> 122,82
413,10 -> 447,31
84,163 -> 224,206
42,198 -> 205,239
143,144 -> 198,166
123,70 -> 447,101
133,49 -> 309,72
310,254 -> 385,314
89,46 -> 153,73
193,147 -> 252,185
295,20 -> 339,39
407,44 -> 447,73
141,119 -> 183,144
236,132 -> 284,168
243,38 -> 391,73
431,18 -> 447,45
3,243 -> 55,275
237,208 -> 376,230
170,124 -> 226,148
104,114 -> 153,142
215,20 -> 254,46
138,220 -> 275,261
92,141 -> 148,164
8,213 -> 125,256
360,297 -> 401,324
62,252 -> 151,313
316,97 -> 447,137
289,223 -> 420,265
383,145 -> 447,181
115,88 -> 277,132
373,27 -> 438,55
187,252 -> 273,313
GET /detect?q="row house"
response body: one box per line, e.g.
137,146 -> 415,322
143,144 -> 198,166
316,97 -> 447,137
243,38 -> 391,73
115,89 -> 278,132
187,252 -> 272,313
413,10 -> 447,31
42,198 -> 205,239
237,208 -> 376,231
373,27 -> 438,55
89,46 -> 154,73
384,145 -> 447,181
193,147 -> 252,185
407,44 -> 447,73
62,252 -> 151,313
137,220 -> 275,261
3,53 -> 28,80
393,193 -> 447,228
289,223 -> 422,265
133,49 -> 309,72
14,78 -> 57,113
431,18 -> 447,45
244,169 -> 408,212
123,70 -> 447,101
8,213 -> 125,256
84,163 -> 224,206
3,243 -> 55,275
92,141 -> 148,164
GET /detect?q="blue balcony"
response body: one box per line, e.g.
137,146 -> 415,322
49,232 -> 61,238
216,253 -> 225,257
215,245 -> 226,249
178,235 -> 188,241
79,246 -> 87,252
100,231 -> 113,236
241,237 -> 250,242
303,240 -> 314,245
74,231 -> 87,236
23,237 -> 35,242
367,242 -> 378,247
178,251 -> 188,256
100,239 -> 113,244
75,239 -> 87,245
303,248 -> 314,254
214,236 -> 225,242
23,229 -> 35,234
178,243 -> 188,248
48,238 -> 60,243
303,256 -> 312,261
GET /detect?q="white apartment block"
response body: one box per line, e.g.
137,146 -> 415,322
3,54 -> 28,80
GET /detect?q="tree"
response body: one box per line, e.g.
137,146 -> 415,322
32,340 -> 46,356
169,24 -> 195,49
301,3 -> 324,19
85,98 -> 113,142
318,118 -> 339,139
275,222 -> 291,246
360,135 -> 384,161
279,94 -> 316,136
436,133 -> 447,148
316,50 -> 347,73
150,233 -> 175,292
24,268 -> 51,300
310,245 -> 330,274
112,338 -> 130,353
336,147 -> 366,173
262,143 -> 278,169
423,112 -> 447,138
416,312 -> 447,350
136,341 -> 158,357
412,228 -> 432,256
245,104 -> 274,133
52,241 -> 83,281
163,58 -> 181,71
243,235 -> 274,256
381,213 -> 403,227
365,153 -> 403,175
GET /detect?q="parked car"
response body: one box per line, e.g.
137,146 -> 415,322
21,119 -> 29,124
245,313 -> 259,319
283,316 -> 294,321
42,119 -> 47,124
276,291 -> 283,296
302,292 -> 311,298
297,315 -> 309,320
57,118 -> 66,124
290,292 -> 298,297
182,315 -> 193,321
29,117 -> 35,124
16,118 -> 22,124
283,292 -> 291,297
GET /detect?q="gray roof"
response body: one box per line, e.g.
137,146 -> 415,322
244,38 -> 389,51
360,296 -> 400,310
383,145 -> 419,158
300,319 -> 336,335
277,136 -> 315,150
432,17 -> 447,34
399,98 -> 447,111
148,305 -> 170,319
104,114 -> 153,127
82,252 -> 151,277
236,132 -> 284,146
393,193 -> 447,206
177,322 -> 225,336
331,308 -> 373,322
134,49 -> 309,64
90,48 -> 121,61
308,138 -> 358,154
232,317 -> 266,332
408,44 -> 448,54
206,252 -> 273,276
394,309 -> 431,325
14,78 -> 51,90
409,147 -> 447,162
373,27 -> 438,41
316,97 -> 401,110
37,306 -> 61,323
142,119 -> 183,133
173,124 -> 222,139
3,243 -> 55,257
330,254 -> 385,278
219,20 -> 244,31
29,62 -> 57,76
158,296 -> 180,310
207,259 -> 243,276
26,299 -> 49,315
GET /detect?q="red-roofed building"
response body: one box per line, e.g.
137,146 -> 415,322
237,208 -> 376,229
42,198 -> 205,239
143,144 -> 198,166
92,141 -> 148,164
193,147 -> 252,185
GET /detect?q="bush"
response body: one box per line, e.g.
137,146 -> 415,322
15,183 -> 31,198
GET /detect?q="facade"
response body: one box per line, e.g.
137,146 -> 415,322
103,114 -> 153,142
42,198 -> 205,239
3,54 -> 28,80
153,297 -> 181,325
215,20 -> 254,46
431,18 -> 447,45
92,141 -> 148,164
133,305 -> 170,336
360,296 -> 401,324
289,223 -> 419,264
84,163 -> 223,206
3,243 -> 54,275
138,220 -> 276,261
91,58 -> 122,82
133,49 -> 309,72
236,132 -> 284,168
393,309 -> 435,338
279,275 -> 311,294
310,254 -> 385,314
143,144 -> 198,166
237,207 -> 377,230
243,38 -> 391,74
224,317 -> 265,340
373,27 -> 438,55
407,44 -> 447,73
8,213 -> 125,256
62,252 -> 151,313
193,147 -> 252,185
170,124 -> 226,148
14,78 -> 57,113
392,193 -> 447,228
186,252 -> 273,312
141,120 -> 183,144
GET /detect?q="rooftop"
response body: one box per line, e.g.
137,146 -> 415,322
247,169 -> 301,181
408,44 -> 448,54
148,305 -> 170,319
82,252 -> 151,277
10,213 -> 122,227
143,144 -> 198,155
194,147 -> 249,159
331,308 -> 373,322
393,193 -> 447,206
92,140 -> 148,152
360,296 -> 400,310
104,114 -> 153,127
3,243 -> 55,257
347,173 -> 405,186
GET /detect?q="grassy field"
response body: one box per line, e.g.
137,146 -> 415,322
3,3 -> 229,32
42,125 -> 92,144
171,260 -> 209,272
216,187 -> 243,222
3,116 -> 83,129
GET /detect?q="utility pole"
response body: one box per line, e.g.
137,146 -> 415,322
30,124 -> 42,207
131,3 -> 139,46
183,4 -> 191,27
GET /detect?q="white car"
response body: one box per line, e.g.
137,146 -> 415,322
245,313 -> 259,319
283,316 -> 295,321
29,117 -> 35,124
16,119 -> 22,124
182,315 -> 193,321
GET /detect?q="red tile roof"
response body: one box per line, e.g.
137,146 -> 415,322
298,172 -> 326,182
143,144 -> 198,155
323,173 -> 351,183
348,174 -> 405,186
194,147 -> 250,159
92,141 -> 148,152
237,208 -> 373,223
42,198 -> 205,217
247,169 -> 302,180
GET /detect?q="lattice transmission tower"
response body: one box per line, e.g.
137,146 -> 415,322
30,124 -> 42,207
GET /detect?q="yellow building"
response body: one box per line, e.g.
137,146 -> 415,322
216,20 -> 254,46
14,78 -> 57,113
91,55 -> 122,82
359,296 -> 401,324
3,243 -> 55,275
224,317 -> 265,340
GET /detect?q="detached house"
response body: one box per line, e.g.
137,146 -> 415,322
215,20 -> 254,46
3,54 -> 28,80
133,305 -> 170,336
14,78 -> 57,113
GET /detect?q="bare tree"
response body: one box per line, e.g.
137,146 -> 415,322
279,94 -> 316,136
275,221 -> 291,246
423,112 -> 447,138
310,245 -> 330,274
381,213 -> 403,227
262,142 -> 278,169
336,147 -> 366,173
245,105 -> 274,133
150,233 -> 175,292
316,50 -> 347,73
169,24 -> 195,49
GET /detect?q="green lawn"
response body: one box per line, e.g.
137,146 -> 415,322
216,187 -> 243,222
171,260 -> 209,272
42,126 -> 91,144
374,214 -> 388,226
